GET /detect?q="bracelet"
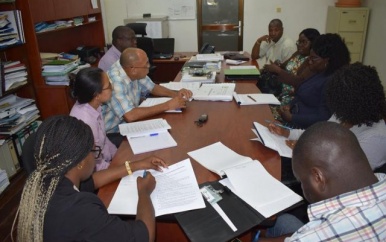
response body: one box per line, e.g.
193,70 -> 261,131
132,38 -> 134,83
124,161 -> 132,175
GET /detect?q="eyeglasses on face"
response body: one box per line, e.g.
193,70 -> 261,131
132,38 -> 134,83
131,64 -> 150,69
91,146 -> 102,159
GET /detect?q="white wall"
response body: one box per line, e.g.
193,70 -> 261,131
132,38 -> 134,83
102,0 -> 386,88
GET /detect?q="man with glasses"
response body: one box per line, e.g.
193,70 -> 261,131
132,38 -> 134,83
251,19 -> 296,66
103,47 -> 192,135
98,26 -> 137,71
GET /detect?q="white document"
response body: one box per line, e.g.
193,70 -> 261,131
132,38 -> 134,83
188,142 -> 252,176
118,118 -> 171,137
223,161 -> 302,218
108,159 -> 206,216
225,59 -> 247,65
127,131 -> 177,154
193,83 -> 235,102
233,93 -> 281,106
229,65 -> 257,70
160,82 -> 201,92
139,98 -> 182,113
253,122 -> 292,158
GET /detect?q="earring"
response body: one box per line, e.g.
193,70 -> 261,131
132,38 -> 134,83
77,164 -> 83,170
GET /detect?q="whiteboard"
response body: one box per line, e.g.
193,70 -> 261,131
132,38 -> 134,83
167,0 -> 196,20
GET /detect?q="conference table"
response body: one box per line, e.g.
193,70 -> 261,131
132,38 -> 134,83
98,55 -> 281,241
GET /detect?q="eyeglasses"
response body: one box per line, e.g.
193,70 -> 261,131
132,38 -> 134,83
131,64 -> 150,69
296,39 -> 310,46
91,146 -> 102,159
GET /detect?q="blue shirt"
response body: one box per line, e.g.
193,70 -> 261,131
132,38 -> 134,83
103,61 -> 155,133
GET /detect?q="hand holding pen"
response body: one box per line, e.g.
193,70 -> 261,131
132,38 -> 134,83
265,119 -> 290,138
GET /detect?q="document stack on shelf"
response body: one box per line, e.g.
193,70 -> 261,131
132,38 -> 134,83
42,59 -> 79,86
118,118 -> 177,154
0,169 -> 9,195
0,10 -> 25,48
2,60 -> 28,92
0,94 -> 40,135
108,158 -> 205,216
192,83 -> 235,101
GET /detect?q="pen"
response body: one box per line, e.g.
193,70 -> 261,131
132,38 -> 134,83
143,170 -> 147,178
265,119 -> 292,130
247,95 -> 257,102
252,230 -> 260,242
131,133 -> 159,139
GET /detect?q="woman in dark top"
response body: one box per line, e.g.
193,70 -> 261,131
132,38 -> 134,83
279,33 -> 350,129
17,115 -> 166,242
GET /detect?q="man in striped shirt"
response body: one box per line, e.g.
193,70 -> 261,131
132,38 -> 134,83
263,122 -> 386,241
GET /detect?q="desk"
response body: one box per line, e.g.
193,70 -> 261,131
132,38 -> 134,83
98,60 -> 280,242
153,52 -> 195,83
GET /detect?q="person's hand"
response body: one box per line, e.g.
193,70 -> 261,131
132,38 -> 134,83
285,140 -> 297,149
268,123 -> 290,138
137,172 -> 156,196
178,88 -> 193,100
134,156 -> 168,172
167,96 -> 187,110
263,63 -> 281,74
279,105 -> 292,122
257,35 -> 271,44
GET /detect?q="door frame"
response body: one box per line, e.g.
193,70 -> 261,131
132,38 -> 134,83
197,0 -> 244,51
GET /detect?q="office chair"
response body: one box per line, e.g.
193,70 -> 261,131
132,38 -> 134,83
126,22 -> 156,79
21,132 -> 37,175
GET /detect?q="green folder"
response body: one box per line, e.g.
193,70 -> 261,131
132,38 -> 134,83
224,68 -> 260,76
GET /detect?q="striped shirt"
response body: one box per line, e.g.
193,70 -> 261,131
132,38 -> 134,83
103,61 -> 155,133
286,173 -> 386,241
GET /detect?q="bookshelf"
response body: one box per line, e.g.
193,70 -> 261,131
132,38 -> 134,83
24,0 -> 106,119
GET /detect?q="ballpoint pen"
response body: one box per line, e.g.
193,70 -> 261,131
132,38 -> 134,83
247,95 -> 257,102
265,119 -> 292,130
143,170 -> 147,177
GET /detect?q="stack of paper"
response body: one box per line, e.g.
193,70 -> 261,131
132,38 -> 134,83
139,97 -> 182,113
233,93 -> 280,105
0,169 -> 9,195
0,10 -> 25,48
181,71 -> 216,83
3,61 -> 28,91
252,122 -> 292,158
108,158 -> 206,216
193,83 -> 235,101
160,82 -> 201,92
118,118 -> 177,154
188,142 -> 302,218
196,53 -> 224,61
42,59 -> 80,86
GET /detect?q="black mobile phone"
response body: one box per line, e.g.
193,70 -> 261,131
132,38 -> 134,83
198,114 -> 208,123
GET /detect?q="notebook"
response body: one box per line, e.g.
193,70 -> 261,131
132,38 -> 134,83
152,38 -> 175,59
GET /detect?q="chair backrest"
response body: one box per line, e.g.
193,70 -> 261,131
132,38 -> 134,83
22,132 -> 37,175
126,23 -> 155,65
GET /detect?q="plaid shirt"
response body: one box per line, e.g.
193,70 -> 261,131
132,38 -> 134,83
287,173 -> 386,241
103,61 -> 155,133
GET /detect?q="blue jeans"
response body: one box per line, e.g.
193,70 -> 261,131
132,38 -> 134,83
266,213 -> 304,237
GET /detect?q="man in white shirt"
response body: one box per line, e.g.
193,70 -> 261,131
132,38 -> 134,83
251,19 -> 296,66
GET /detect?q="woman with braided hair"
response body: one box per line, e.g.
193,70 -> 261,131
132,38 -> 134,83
16,115 -> 164,241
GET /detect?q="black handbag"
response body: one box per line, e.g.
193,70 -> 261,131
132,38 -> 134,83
256,70 -> 282,97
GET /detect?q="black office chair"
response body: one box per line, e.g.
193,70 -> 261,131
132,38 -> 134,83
21,132 -> 37,175
126,22 -> 156,79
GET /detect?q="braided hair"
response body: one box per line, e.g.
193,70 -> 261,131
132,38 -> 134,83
17,115 -> 94,242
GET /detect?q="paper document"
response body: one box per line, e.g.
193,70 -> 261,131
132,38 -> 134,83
252,122 -> 292,158
192,83 -> 235,102
127,131 -> 177,154
188,142 -> 252,176
181,71 -> 216,83
118,118 -> 171,137
196,53 -> 224,61
222,161 -> 302,218
229,65 -> 257,70
108,159 -> 206,216
139,98 -> 182,113
160,82 -> 201,92
233,93 -> 281,105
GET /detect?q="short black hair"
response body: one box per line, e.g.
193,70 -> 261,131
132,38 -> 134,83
326,62 -> 386,126
269,19 -> 283,28
71,67 -> 103,104
312,33 -> 350,75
